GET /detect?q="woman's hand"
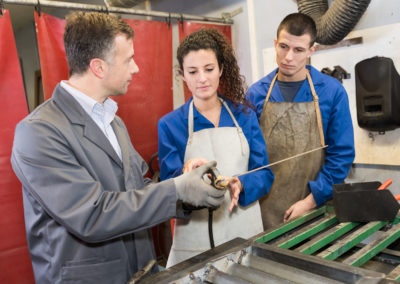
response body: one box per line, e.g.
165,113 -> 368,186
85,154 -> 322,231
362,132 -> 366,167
183,158 -> 208,173
227,177 -> 242,212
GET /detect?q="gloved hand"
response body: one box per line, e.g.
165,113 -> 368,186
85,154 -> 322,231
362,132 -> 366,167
174,161 -> 226,208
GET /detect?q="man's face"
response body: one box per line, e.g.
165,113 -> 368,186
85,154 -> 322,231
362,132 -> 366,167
274,29 -> 315,82
103,34 -> 139,96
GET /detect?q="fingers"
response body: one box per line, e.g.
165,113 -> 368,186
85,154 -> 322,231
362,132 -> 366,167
227,178 -> 240,212
183,158 -> 209,173
283,206 -> 294,222
229,200 -> 235,212
195,160 -> 217,175
228,197 -> 238,212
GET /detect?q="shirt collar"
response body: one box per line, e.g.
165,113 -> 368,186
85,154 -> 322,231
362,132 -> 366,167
262,65 -> 324,86
60,81 -> 118,123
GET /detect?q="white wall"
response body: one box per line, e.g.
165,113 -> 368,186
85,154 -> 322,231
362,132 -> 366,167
250,0 -> 400,192
252,0 -> 400,79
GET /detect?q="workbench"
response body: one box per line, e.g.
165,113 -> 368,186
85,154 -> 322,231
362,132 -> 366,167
141,205 -> 400,283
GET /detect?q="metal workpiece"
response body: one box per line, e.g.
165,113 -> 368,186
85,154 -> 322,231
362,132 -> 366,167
386,264 -> 400,281
276,214 -> 338,249
253,206 -> 331,244
295,221 -> 361,255
343,223 -> 400,267
238,255 -> 341,284
317,221 -> 389,261
142,205 -> 400,283
249,244 -> 384,284
204,264 -> 252,284
141,236 -> 385,283
225,262 -> 293,284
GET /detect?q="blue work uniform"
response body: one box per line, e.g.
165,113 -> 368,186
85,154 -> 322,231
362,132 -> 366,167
247,65 -> 355,225
158,97 -> 274,207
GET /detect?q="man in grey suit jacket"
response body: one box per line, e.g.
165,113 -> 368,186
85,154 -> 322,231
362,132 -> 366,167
11,12 -> 225,284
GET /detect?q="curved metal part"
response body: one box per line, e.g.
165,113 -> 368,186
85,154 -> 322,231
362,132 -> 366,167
297,0 -> 371,45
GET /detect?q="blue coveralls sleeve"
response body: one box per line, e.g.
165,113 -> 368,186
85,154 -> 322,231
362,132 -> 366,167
158,117 -> 184,181
308,80 -> 355,206
237,110 -> 274,206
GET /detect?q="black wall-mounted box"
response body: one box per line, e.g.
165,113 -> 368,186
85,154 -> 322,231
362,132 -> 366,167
355,56 -> 400,131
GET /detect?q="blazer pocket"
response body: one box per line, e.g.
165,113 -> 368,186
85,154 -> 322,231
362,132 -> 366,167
62,258 -> 125,284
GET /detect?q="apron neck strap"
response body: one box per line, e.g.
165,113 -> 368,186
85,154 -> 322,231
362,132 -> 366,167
220,99 -> 241,130
306,71 -> 325,146
187,100 -> 195,145
187,99 -> 247,151
265,73 -> 278,103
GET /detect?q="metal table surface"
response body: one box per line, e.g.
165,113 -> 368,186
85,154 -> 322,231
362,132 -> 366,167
140,205 -> 400,283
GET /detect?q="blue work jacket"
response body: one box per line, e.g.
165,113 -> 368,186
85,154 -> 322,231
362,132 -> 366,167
247,65 -> 355,206
158,98 -> 274,206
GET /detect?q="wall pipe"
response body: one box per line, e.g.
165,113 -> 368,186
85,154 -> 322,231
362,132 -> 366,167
297,0 -> 371,45
3,0 -> 233,24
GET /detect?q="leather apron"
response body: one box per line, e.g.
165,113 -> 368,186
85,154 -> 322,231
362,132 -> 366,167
259,72 -> 326,229
166,99 -> 264,267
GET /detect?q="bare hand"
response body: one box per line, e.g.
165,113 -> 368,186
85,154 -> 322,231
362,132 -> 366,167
227,177 -> 242,212
283,193 -> 316,222
183,158 -> 208,173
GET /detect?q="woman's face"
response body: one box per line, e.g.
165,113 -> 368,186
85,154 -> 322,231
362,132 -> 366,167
181,49 -> 222,101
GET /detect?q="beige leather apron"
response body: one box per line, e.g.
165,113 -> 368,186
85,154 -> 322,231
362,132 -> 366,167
259,72 -> 325,230
166,99 -> 264,267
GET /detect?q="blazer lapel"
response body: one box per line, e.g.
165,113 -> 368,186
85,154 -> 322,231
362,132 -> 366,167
84,121 -> 123,168
112,119 -> 131,183
52,84 -> 123,168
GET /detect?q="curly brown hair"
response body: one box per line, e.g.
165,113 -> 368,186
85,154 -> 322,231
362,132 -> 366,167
177,28 -> 251,110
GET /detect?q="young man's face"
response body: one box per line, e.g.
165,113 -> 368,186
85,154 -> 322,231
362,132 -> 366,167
274,29 -> 315,82
103,34 -> 139,96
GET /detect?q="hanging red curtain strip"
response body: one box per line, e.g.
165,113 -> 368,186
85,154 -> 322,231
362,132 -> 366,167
113,20 -> 173,260
34,12 -> 172,169
113,19 -> 173,167
178,21 -> 232,102
35,12 -> 69,101
0,9 -> 35,284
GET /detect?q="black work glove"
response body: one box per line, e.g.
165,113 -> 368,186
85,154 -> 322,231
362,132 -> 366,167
174,161 -> 225,208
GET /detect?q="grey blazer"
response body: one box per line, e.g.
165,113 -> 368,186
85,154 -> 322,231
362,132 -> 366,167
11,84 -> 181,284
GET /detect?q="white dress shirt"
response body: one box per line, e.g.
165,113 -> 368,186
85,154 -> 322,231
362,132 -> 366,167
60,81 -> 122,160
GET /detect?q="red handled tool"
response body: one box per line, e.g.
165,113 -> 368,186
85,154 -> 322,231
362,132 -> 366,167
377,179 -> 400,200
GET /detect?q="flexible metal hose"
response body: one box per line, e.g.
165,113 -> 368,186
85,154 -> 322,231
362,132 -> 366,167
297,0 -> 371,45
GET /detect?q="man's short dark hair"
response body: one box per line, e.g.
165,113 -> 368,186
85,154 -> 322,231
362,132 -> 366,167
64,12 -> 133,76
277,13 -> 317,47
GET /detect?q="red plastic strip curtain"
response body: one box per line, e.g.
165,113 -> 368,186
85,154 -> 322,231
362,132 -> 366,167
0,10 -> 35,284
35,12 -> 172,168
35,12 -> 69,101
113,19 -> 172,167
178,21 -> 232,102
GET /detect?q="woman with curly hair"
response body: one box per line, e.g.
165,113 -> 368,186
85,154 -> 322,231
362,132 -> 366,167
158,28 -> 274,267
